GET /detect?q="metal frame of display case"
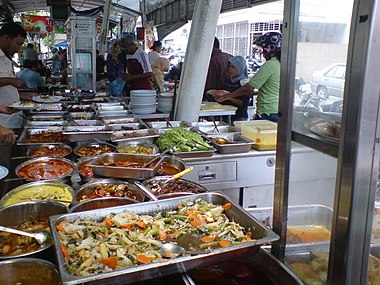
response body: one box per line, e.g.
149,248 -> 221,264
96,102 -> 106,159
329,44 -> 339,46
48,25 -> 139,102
272,0 -> 380,284
66,16 -> 97,91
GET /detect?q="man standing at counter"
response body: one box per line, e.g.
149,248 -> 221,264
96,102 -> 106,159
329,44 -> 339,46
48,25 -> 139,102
121,35 -> 153,91
0,22 -> 28,129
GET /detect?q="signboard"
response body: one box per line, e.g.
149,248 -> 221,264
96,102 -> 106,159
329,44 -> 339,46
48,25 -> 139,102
21,15 -> 65,37
72,20 -> 95,37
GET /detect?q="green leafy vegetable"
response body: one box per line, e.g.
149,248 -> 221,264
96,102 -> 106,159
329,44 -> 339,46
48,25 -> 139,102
155,127 -> 212,152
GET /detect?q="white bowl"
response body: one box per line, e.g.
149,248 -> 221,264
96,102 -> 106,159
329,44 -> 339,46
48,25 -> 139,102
130,90 -> 156,95
130,97 -> 156,105
159,92 -> 174,97
131,106 -> 157,115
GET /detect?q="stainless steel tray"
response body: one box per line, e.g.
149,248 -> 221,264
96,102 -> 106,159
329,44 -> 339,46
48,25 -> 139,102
28,114 -> 66,121
111,129 -> 159,143
65,104 -> 93,112
184,248 -> 303,285
88,153 -> 162,180
67,112 -> 95,120
17,127 -> 66,145
97,110 -> 134,118
67,120 -> 104,126
170,147 -> 216,158
198,125 -> 241,134
34,103 -> 64,111
25,120 -> 67,128
101,117 -> 137,125
147,121 -> 191,129
94,102 -> 123,109
63,126 -> 113,142
29,110 -> 68,116
49,192 -> 279,285
109,122 -> 148,131
206,133 -> 253,154
246,205 -> 332,251
304,117 -> 340,144
95,105 -> 126,112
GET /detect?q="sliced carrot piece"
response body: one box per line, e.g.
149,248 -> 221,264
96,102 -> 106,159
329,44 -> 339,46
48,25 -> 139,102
120,223 -> 134,230
60,244 -> 72,263
190,216 -> 203,227
136,221 -> 147,229
219,240 -> 232,248
136,254 -> 155,264
222,203 -> 232,211
187,211 -> 202,220
177,204 -> 184,209
99,256 -> 118,269
104,217 -> 113,227
168,230 -> 178,238
201,234 -> 216,243
159,229 -> 168,240
56,220 -> 69,232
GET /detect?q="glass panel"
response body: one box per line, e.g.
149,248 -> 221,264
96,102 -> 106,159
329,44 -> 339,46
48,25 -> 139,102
285,142 -> 337,284
292,0 -> 353,154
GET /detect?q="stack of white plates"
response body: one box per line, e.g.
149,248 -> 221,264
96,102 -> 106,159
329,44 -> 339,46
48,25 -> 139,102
129,90 -> 157,115
157,92 -> 174,113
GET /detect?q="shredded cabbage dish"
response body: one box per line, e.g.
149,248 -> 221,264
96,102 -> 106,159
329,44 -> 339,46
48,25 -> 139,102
57,199 -> 255,276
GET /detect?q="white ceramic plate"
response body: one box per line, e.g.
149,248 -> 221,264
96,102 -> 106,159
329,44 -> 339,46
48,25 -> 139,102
0,165 -> 9,180
32,95 -> 63,103
8,102 -> 40,110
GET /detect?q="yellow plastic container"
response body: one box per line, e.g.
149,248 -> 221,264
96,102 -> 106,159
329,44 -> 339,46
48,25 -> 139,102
240,120 -> 277,150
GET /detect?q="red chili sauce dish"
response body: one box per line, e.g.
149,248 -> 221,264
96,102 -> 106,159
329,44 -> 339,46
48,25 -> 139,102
17,159 -> 73,181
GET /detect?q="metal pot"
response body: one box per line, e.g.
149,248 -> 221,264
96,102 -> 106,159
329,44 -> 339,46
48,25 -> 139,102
74,178 -> 145,203
15,157 -> 75,182
0,257 -> 60,285
75,156 -> 97,182
73,142 -> 116,157
70,197 -> 139,213
0,201 -> 68,261
0,181 -> 74,208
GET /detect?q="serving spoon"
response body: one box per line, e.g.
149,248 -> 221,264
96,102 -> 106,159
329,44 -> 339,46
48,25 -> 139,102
0,225 -> 50,245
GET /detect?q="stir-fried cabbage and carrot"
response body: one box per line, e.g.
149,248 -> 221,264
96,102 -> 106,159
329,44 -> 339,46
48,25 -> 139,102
57,199 -> 256,276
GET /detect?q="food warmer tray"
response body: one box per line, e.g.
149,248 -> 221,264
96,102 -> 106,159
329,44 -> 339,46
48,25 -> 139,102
109,122 -> 148,131
101,117 -> 138,125
97,110 -> 134,118
95,105 -> 127,112
25,120 -> 67,128
28,114 -> 66,121
49,192 -> 279,285
198,125 -> 241,134
169,147 -> 216,159
111,129 -> 160,143
246,204 -> 332,251
67,112 -> 96,120
206,133 -> 253,154
67,120 -> 104,126
17,127 -> 66,145
146,121 -> 191,129
63,126 -> 113,142
88,153 -> 175,180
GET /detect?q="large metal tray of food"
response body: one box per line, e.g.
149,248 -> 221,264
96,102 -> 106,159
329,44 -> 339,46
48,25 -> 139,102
285,249 -> 380,285
63,126 -> 113,142
246,205 -> 332,251
93,102 -> 124,109
97,110 -> 134,118
88,153 -> 172,180
206,133 -> 253,154
67,120 -> 104,126
95,105 -> 127,112
49,192 -> 279,285
109,122 -> 148,131
28,114 -> 66,121
101,117 -> 137,125
146,121 -> 191,129
111,129 -> 159,143
67,112 -> 96,120
17,128 -> 67,145
65,104 -> 93,112
25,120 -> 67,128
170,148 -> 217,158
198,125 -> 241,134
184,248 -> 303,285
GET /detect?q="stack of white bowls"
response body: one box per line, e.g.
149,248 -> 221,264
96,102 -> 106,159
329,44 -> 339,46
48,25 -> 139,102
129,90 -> 157,114
157,92 -> 174,113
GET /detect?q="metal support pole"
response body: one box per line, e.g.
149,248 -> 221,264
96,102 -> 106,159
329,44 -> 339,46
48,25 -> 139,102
174,0 -> 223,122
99,0 -> 112,54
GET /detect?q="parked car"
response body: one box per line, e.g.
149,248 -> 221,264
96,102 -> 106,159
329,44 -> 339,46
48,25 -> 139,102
310,63 -> 346,98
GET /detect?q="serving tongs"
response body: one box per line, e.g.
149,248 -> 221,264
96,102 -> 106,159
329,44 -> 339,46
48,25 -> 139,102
142,146 -> 173,168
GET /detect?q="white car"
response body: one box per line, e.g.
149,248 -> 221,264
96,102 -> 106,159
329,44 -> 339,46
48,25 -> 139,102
310,63 -> 346,98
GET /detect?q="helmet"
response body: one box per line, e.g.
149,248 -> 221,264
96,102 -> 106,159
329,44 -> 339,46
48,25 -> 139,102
254,31 -> 282,54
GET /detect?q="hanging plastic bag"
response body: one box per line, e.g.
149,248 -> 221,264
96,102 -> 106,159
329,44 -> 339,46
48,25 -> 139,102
107,76 -> 126,97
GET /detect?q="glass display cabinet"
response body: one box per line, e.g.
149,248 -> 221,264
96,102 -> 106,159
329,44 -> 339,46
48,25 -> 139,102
66,16 -> 96,91
271,0 -> 380,284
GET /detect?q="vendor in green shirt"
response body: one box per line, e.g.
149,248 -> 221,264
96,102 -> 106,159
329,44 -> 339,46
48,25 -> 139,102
215,31 -> 281,122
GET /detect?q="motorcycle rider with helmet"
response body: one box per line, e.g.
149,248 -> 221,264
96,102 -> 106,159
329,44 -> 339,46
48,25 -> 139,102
215,31 -> 281,122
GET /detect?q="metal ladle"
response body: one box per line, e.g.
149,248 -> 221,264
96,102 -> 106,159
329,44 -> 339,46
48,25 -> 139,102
0,225 -> 50,245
